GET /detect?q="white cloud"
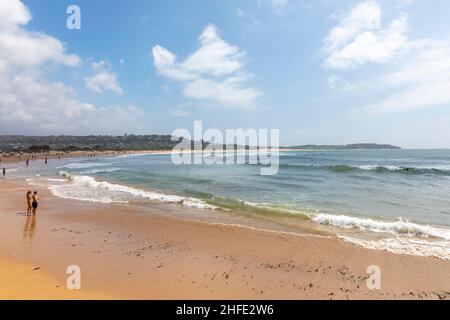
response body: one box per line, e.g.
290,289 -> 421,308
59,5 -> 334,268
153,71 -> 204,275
272,0 -> 288,12
356,81 -> 450,116
152,24 -> 263,109
152,45 -> 196,81
236,9 -> 244,18
381,41 -> 450,87
183,76 -> 262,108
0,73 -> 143,133
354,40 -> 450,116
183,25 -> 244,77
0,0 -> 80,73
324,1 -> 408,69
0,0 -> 145,134
85,60 -> 123,95
326,1 -> 381,51
325,2 -> 450,116
0,75 -> 94,125
153,25 -> 243,78
0,0 -> 31,29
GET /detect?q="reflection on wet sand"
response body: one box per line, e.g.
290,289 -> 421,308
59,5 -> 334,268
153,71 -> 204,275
23,215 -> 36,240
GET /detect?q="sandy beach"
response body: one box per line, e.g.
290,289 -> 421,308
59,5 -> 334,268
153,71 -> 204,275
1,175 -> 450,300
0,150 -> 174,166
3,0 -> 450,303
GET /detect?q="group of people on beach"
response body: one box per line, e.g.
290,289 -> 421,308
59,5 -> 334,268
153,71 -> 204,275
0,153 -> 50,177
25,156 -> 47,167
26,191 -> 39,215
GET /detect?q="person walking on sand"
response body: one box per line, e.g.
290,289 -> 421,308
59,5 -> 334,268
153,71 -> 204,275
26,158 -> 29,166
26,191 -> 33,215
2,167 -> 5,176
31,191 -> 39,215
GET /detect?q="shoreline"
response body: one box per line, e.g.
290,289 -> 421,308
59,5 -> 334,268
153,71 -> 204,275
0,149 -> 175,166
16,151 -> 450,261
1,178 -> 450,299
0,147 -> 324,167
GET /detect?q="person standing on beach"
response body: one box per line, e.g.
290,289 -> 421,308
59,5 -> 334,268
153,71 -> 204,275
31,191 -> 39,215
26,158 -> 29,166
26,191 -> 33,215
2,168 -> 5,176
45,157 -> 48,164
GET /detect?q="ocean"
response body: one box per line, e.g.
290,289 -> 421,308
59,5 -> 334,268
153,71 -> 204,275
12,149 -> 450,260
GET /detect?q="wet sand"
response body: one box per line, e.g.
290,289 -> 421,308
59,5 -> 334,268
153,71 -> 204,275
0,179 -> 450,300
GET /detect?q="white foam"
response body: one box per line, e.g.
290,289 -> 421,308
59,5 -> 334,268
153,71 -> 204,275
312,214 -> 450,240
57,162 -> 111,170
114,153 -> 150,159
47,178 -> 67,182
80,167 -> 120,174
341,236 -> 450,260
417,164 -> 450,171
50,172 -> 216,209
358,165 -> 401,171
357,164 -> 450,173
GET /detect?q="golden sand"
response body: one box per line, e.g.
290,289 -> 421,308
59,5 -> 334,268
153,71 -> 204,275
0,177 -> 449,300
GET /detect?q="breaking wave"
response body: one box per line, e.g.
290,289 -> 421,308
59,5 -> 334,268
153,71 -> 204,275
51,172 -> 216,209
278,163 -> 450,175
341,236 -> 450,260
57,162 -> 112,170
313,213 -> 450,240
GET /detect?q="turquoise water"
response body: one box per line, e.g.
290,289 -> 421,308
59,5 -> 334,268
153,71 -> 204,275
13,149 -> 450,259
56,150 -> 450,224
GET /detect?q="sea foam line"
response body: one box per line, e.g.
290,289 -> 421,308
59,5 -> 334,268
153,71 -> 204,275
313,213 -> 450,241
51,172 -> 216,209
57,162 -> 112,170
340,236 -> 450,260
80,167 -> 121,174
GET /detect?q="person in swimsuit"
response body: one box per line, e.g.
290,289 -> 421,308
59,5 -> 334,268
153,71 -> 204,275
26,191 -> 33,215
32,191 -> 39,215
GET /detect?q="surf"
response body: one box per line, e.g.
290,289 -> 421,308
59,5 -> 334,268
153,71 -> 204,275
52,171 -> 216,209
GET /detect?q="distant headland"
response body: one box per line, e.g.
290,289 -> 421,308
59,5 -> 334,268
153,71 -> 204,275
0,135 -> 181,153
0,135 -> 401,153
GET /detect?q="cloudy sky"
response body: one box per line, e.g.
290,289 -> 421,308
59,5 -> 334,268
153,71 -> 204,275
1,0 -> 450,148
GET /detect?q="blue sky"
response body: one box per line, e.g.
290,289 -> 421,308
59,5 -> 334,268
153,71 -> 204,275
1,0 -> 450,148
